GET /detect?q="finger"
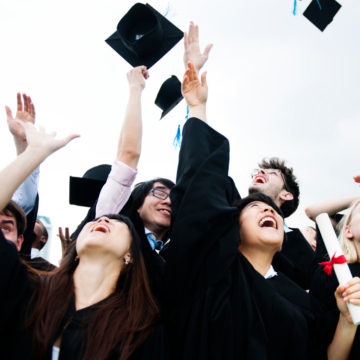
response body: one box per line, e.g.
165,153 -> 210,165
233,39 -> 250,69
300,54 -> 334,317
201,71 -> 207,87
142,69 -> 149,79
194,24 -> 199,41
23,94 -> 29,113
65,227 -> 70,240
184,32 -> 188,49
30,102 -> 36,121
61,134 -> 80,147
17,93 -> 23,112
203,43 -> 213,58
58,227 -> 64,239
188,21 -> 194,42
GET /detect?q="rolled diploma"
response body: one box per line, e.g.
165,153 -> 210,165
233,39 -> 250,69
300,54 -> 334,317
316,213 -> 360,325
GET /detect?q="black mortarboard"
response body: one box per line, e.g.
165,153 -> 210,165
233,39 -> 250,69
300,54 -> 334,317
69,164 -> 111,207
155,75 -> 183,119
303,0 -> 342,31
105,3 -> 183,68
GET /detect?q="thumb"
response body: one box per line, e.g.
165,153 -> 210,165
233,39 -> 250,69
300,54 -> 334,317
203,43 -> 213,58
5,106 -> 14,122
201,71 -> 207,87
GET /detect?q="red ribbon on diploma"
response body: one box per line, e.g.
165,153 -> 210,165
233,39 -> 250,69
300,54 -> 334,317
319,253 -> 347,275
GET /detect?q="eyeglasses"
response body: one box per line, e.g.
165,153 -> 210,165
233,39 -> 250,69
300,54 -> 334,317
149,188 -> 170,200
251,168 -> 289,191
251,168 -> 282,178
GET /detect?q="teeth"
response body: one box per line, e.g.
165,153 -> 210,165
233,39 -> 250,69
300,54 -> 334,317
259,217 -> 276,229
160,209 -> 170,215
255,177 -> 265,184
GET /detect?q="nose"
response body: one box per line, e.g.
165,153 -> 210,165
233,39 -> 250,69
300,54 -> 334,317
263,206 -> 274,214
97,216 -> 110,223
162,196 -> 171,206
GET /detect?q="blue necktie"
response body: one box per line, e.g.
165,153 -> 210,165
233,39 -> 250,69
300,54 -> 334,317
146,233 -> 163,251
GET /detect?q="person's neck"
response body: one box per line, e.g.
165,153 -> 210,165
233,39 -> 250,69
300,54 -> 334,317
73,255 -> 122,310
238,246 -> 275,276
146,225 -> 168,241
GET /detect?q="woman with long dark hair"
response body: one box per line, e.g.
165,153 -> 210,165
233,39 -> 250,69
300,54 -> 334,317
0,117 -> 162,359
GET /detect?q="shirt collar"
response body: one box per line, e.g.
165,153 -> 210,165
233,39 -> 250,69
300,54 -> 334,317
264,265 -> 278,279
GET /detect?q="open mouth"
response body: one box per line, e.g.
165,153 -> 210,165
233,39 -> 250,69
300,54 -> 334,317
254,176 -> 266,184
92,224 -> 109,233
258,216 -> 277,229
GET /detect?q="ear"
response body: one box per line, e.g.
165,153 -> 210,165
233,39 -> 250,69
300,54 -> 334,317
279,189 -> 294,202
124,252 -> 133,264
344,225 -> 354,240
40,236 -> 47,245
16,235 -> 24,251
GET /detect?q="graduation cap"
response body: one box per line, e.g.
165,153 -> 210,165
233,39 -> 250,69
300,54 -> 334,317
155,75 -> 183,119
105,3 -> 183,68
303,0 -> 342,31
69,164 -> 111,207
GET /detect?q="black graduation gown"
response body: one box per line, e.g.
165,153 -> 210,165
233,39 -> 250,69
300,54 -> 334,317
162,118 -> 324,360
273,227 -> 315,290
0,230 -> 164,360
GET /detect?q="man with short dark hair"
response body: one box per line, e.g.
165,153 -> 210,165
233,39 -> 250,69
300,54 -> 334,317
0,200 -> 27,251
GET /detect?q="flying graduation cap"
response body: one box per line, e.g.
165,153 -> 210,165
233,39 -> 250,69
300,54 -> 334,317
105,3 -> 183,68
69,164 -> 111,207
303,0 -> 342,31
155,75 -> 183,119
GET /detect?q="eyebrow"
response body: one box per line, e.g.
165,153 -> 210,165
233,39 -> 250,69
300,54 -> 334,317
0,220 -> 15,226
153,186 -> 169,191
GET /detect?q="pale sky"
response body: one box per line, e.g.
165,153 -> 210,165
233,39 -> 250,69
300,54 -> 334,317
1,0 -> 359,263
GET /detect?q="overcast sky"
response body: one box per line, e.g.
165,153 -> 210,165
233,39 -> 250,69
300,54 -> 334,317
1,0 -> 359,263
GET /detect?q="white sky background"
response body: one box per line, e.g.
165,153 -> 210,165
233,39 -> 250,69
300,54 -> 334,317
0,0 -> 359,264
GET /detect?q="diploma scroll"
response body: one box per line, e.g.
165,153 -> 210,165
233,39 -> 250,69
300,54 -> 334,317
316,213 -> 360,325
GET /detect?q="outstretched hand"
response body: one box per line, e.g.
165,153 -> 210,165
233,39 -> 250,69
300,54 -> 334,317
335,277 -> 360,324
5,93 -> 36,153
184,21 -> 212,73
18,120 -> 79,157
127,66 -> 149,91
182,62 -> 208,107
58,226 -> 72,257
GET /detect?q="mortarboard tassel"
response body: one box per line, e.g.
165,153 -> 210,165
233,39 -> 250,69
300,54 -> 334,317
173,124 -> 181,148
293,0 -> 297,15
173,105 -> 189,149
316,0 -> 322,10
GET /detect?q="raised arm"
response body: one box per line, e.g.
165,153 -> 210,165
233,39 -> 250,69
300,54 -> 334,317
327,277 -> 360,360
7,94 -> 39,214
183,21 -> 212,74
0,121 -> 78,211
117,66 -> 148,169
95,66 -> 148,218
305,195 -> 360,221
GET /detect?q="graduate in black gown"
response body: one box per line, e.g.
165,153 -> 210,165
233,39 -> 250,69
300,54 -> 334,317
310,198 -> 360,359
162,62 -> 360,360
0,117 -> 164,359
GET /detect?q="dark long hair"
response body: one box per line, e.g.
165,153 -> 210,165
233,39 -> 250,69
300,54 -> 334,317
26,214 -> 159,360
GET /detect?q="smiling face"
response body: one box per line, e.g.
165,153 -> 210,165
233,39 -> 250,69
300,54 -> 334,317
238,201 -> 284,255
76,216 -> 132,261
137,182 -> 171,239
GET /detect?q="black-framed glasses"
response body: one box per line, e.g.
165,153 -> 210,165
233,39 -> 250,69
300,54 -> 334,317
149,188 -> 170,200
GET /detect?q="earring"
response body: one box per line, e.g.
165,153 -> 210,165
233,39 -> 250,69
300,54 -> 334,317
125,258 -> 129,265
